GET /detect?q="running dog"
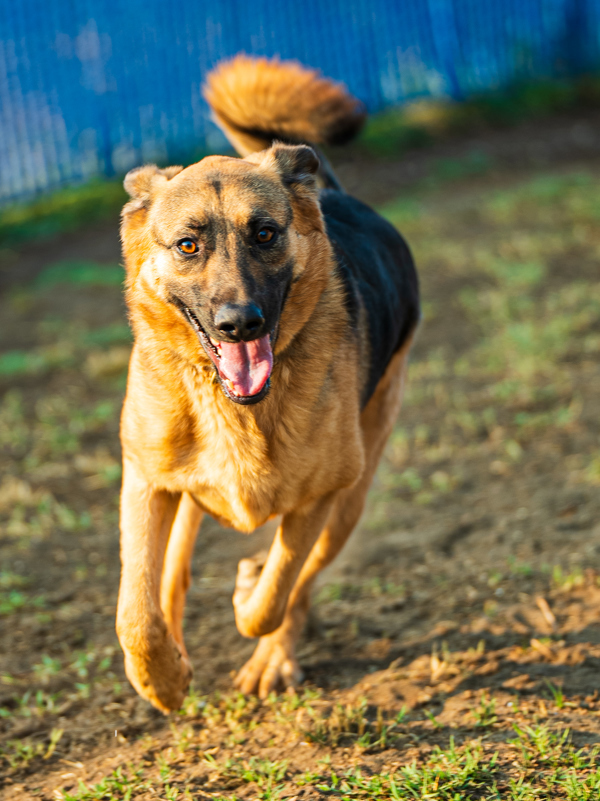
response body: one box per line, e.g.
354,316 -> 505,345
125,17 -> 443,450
117,56 -> 419,712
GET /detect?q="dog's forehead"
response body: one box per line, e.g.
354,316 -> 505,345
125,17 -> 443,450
152,157 -> 290,230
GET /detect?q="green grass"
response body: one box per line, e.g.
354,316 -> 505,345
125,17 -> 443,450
351,166 -> 600,547
54,724 -> 600,800
0,180 -> 127,249
473,693 -> 498,728
82,322 -> 131,347
314,741 -> 497,799
62,767 -> 150,801
0,388 -> 120,540
0,589 -> 46,616
376,167 -> 600,475
0,345 -> 76,378
34,260 -> 125,289
359,75 -> 600,158
223,757 -> 289,800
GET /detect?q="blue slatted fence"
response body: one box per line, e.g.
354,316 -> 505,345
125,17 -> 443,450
0,0 -> 597,202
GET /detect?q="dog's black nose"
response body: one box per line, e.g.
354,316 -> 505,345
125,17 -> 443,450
214,303 -> 265,341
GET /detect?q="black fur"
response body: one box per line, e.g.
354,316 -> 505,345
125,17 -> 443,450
320,190 -> 420,406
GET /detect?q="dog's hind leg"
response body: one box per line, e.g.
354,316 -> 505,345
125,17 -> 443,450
160,492 -> 203,658
235,341 -> 412,697
116,459 -> 192,713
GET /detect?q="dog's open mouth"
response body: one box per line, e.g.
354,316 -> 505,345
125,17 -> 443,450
184,308 -> 273,404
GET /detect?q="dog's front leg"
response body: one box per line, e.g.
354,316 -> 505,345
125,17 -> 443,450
116,458 -> 191,713
160,492 -> 203,656
233,495 -> 334,639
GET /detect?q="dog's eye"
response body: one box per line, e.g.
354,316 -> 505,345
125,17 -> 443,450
177,239 -> 198,255
256,228 -> 276,245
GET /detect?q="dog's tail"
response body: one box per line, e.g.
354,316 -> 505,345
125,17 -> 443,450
203,56 -> 365,189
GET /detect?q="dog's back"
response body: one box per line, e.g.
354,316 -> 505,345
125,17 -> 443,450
204,56 -> 420,404
319,190 -> 419,404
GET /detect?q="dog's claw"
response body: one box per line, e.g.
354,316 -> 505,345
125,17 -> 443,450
234,633 -> 303,698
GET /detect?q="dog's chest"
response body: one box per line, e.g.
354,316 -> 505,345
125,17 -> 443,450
180,401 -> 360,533
185,422 -> 279,531
128,360 -> 364,532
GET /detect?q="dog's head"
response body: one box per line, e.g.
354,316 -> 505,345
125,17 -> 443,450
121,145 -> 332,404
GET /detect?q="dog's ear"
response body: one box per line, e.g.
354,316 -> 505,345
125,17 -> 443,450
251,144 -> 321,233
270,143 -> 320,189
123,164 -> 183,213
250,143 -> 319,192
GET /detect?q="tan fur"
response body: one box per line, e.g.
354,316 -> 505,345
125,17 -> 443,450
116,57 -> 416,712
160,493 -> 203,652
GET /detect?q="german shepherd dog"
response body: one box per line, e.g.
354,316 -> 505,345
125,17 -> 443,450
117,56 -> 419,712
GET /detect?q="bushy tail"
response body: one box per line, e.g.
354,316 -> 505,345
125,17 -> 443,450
203,55 -> 366,158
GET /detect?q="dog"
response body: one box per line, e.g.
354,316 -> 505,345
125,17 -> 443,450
116,56 -> 419,712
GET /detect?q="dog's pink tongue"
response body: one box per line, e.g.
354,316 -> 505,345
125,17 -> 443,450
218,335 -> 273,397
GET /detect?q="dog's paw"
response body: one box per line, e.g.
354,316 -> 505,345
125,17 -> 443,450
233,550 -> 268,608
234,632 -> 303,698
122,632 -> 192,714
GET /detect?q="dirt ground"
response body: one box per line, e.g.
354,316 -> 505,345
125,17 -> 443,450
1,112 -> 600,799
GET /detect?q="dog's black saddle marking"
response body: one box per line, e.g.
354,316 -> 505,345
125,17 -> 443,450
320,190 -> 420,407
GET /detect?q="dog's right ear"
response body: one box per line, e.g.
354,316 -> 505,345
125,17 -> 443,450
122,165 -> 183,214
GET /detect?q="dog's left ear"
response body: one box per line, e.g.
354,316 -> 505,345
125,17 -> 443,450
251,143 -> 319,193
252,144 -> 322,232
271,143 -> 320,189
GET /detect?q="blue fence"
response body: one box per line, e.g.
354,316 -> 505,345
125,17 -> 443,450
1,0 -> 599,203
